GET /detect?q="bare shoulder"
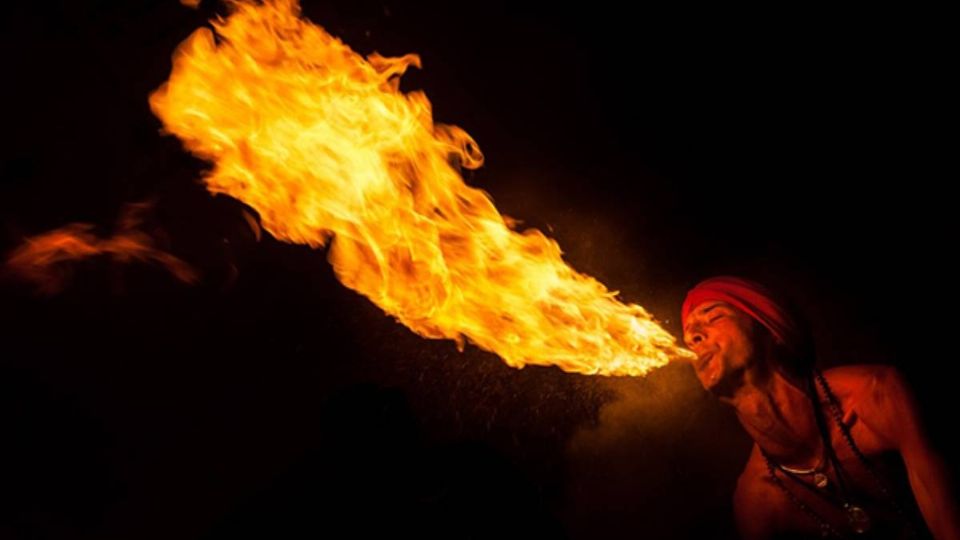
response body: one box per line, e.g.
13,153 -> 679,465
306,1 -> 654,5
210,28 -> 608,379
821,363 -> 899,390
823,364 -> 909,400
822,364 -> 916,448
820,364 -> 909,407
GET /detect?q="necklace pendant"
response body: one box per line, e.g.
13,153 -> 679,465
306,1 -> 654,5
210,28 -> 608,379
845,504 -> 871,534
813,472 -> 829,489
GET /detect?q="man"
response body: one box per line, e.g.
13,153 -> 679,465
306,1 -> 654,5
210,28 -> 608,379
681,276 -> 959,539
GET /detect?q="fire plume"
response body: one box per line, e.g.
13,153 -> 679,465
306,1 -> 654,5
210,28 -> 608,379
149,0 -> 693,375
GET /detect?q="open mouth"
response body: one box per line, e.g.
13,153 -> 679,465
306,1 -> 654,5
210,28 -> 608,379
695,351 -> 715,372
695,351 -> 724,387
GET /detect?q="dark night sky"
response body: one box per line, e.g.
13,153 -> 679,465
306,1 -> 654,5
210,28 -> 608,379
0,1 -> 952,539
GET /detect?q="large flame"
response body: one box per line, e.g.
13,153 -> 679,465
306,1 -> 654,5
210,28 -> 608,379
6,202 -> 198,294
150,0 -> 693,376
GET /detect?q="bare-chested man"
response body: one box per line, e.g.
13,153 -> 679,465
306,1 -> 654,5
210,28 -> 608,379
681,276 -> 959,539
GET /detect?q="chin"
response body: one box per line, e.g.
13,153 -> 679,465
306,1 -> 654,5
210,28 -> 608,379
695,360 -> 724,389
696,373 -> 723,394
710,370 -> 747,400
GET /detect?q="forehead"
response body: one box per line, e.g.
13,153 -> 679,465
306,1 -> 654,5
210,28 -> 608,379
684,301 -> 734,327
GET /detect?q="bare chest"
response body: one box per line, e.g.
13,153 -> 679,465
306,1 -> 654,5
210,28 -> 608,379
743,401 -> 919,538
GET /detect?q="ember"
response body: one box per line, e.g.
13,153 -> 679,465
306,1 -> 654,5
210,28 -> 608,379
6,202 -> 198,294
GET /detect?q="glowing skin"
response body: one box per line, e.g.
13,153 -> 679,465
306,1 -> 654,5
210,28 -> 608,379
683,300 -> 960,539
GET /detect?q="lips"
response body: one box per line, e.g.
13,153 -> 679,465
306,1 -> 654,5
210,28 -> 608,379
695,351 -> 723,387
695,351 -> 715,372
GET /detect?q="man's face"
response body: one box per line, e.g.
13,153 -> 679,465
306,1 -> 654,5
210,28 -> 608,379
682,301 -> 762,394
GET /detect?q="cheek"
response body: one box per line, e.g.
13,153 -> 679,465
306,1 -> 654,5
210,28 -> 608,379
727,331 -> 757,364
716,322 -> 756,363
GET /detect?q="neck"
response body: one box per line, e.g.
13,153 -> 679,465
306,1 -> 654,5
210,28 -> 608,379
723,364 -> 824,469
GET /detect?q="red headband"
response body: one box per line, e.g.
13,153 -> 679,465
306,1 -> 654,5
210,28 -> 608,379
682,276 -> 803,353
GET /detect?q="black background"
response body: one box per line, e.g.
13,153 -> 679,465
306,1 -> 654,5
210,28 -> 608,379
0,1 -> 952,539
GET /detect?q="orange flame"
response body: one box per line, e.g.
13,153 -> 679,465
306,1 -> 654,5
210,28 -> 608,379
5,202 -> 198,294
149,0 -> 693,376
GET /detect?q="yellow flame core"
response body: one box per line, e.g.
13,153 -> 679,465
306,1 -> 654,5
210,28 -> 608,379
149,0 -> 693,376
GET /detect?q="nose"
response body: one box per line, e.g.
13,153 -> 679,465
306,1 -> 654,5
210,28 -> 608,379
685,328 -> 706,351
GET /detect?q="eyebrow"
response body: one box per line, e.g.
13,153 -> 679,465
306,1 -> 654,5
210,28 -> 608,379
699,303 -> 723,316
700,302 -> 723,315
683,303 -> 725,333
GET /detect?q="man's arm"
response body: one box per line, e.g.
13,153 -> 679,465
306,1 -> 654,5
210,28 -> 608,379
871,367 -> 960,540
